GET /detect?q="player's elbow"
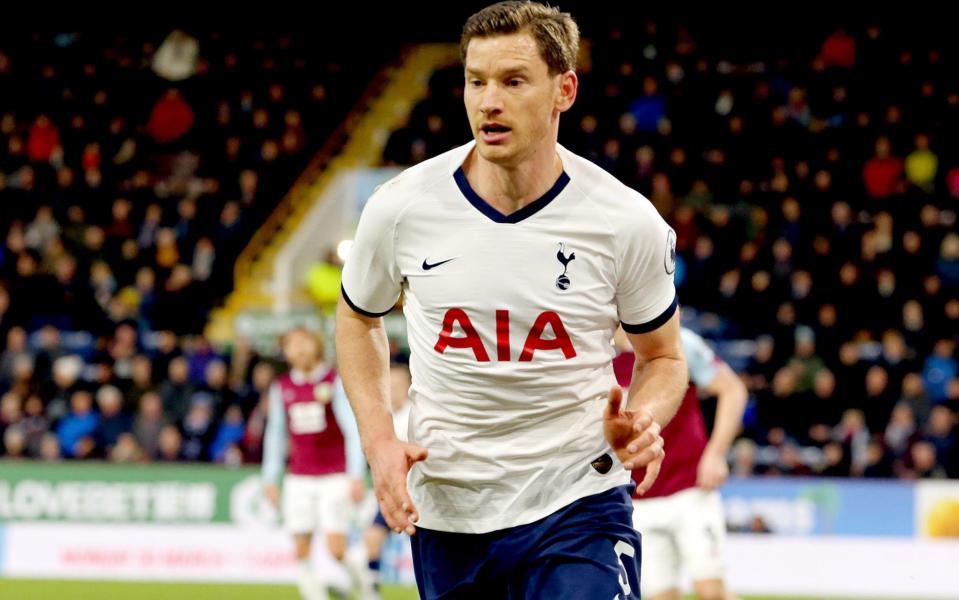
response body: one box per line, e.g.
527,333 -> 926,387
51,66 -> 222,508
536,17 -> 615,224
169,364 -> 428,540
336,295 -> 383,329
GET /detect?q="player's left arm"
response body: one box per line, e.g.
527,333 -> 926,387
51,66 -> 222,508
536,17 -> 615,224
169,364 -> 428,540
608,312 -> 687,495
696,362 -> 748,490
607,193 -> 687,493
623,313 -> 687,429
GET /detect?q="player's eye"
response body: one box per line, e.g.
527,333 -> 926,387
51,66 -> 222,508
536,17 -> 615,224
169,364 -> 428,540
469,79 -> 483,88
508,79 -> 523,87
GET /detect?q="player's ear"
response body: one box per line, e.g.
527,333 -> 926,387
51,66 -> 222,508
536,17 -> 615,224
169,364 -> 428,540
556,70 -> 577,113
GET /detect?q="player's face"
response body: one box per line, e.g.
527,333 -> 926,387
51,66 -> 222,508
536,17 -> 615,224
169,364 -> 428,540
282,331 -> 320,371
464,32 -> 576,167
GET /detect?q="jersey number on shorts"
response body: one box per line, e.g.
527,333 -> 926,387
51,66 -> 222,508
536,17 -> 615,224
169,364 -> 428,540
434,308 -> 576,362
613,540 -> 636,600
288,402 -> 327,434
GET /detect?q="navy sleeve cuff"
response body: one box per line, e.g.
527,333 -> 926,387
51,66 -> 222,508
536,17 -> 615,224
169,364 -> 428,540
621,294 -> 678,334
341,284 -> 394,318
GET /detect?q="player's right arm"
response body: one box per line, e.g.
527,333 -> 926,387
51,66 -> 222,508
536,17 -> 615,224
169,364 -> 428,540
683,329 -> 748,490
261,383 -> 287,508
336,183 -> 426,536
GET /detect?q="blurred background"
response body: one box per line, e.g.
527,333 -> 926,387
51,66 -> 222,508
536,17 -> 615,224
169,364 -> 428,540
0,6 -> 958,600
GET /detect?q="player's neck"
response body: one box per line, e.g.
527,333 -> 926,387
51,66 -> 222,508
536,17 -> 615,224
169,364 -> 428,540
464,144 -> 564,216
291,362 -> 325,379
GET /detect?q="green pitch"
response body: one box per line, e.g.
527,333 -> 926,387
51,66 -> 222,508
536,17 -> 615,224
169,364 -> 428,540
0,580 -> 912,600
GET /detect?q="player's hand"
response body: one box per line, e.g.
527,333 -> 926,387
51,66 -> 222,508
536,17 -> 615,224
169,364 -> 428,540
366,437 -> 428,536
263,483 -> 280,509
603,385 -> 665,495
696,446 -> 729,491
350,478 -> 366,504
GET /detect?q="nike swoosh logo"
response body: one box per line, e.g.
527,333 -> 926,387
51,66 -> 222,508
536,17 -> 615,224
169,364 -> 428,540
422,257 -> 457,271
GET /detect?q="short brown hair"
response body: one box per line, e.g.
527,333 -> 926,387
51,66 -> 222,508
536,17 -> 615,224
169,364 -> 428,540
461,1 -> 580,75
280,326 -> 325,360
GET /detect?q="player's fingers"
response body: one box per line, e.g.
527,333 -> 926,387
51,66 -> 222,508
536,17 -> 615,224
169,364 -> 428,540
636,451 -> 664,495
405,443 -> 429,464
376,492 -> 403,532
390,480 -> 419,535
622,436 -> 664,470
632,411 -> 656,434
605,385 -> 623,419
625,424 -> 660,454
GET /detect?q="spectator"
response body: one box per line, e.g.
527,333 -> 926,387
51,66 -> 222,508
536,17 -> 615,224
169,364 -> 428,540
819,28 -> 856,68
25,206 -> 60,252
109,432 -> 145,463
147,89 -> 194,144
923,339 -> 957,403
3,424 -> 26,458
93,384 -> 132,454
152,30 -> 199,82
0,392 -> 23,446
133,391 -> 167,460
180,392 -> 215,461
628,76 -> 667,133
156,424 -> 183,462
805,369 -> 842,441
125,355 -> 154,412
39,432 -> 61,462
778,443 -> 813,476
899,372 -> 931,425
26,115 -> 60,164
210,404 -> 245,462
863,365 -> 896,432
833,409 -> 870,474
905,133 -> 937,193
56,390 -> 99,458
20,394 -> 49,457
198,359 -> 233,408
0,327 -> 30,383
787,327 -> 826,394
819,442 -> 849,477
862,137 -> 903,200
936,233 -> 959,289
884,403 -> 918,459
862,439 -> 893,478
731,438 -> 757,477
42,354 -> 84,422
925,405 -> 956,471
159,356 -> 193,423
908,440 -> 946,479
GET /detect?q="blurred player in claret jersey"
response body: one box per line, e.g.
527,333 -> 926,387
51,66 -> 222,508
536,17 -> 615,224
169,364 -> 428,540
615,327 -> 748,600
336,1 -> 688,598
261,327 -> 368,600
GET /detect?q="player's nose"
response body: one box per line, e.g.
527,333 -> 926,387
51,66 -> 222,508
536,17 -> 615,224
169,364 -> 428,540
479,84 -> 504,115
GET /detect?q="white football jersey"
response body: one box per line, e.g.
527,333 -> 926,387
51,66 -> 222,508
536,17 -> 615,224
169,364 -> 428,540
341,141 -> 677,533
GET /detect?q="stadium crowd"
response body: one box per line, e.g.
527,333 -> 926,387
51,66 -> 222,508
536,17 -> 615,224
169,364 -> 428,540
0,23 -> 957,481
0,30 -> 375,464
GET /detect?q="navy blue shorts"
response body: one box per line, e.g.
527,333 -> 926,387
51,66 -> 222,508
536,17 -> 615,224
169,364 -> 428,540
373,508 -> 389,529
411,485 -> 642,599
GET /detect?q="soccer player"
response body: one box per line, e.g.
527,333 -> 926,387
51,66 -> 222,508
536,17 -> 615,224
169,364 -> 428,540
337,2 -> 688,598
616,327 -> 748,600
262,327 -> 366,600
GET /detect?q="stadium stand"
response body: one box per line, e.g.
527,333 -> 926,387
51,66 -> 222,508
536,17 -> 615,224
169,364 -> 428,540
1,22 -> 957,481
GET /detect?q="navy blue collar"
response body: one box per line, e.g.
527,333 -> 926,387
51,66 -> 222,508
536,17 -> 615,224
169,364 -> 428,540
453,166 -> 570,224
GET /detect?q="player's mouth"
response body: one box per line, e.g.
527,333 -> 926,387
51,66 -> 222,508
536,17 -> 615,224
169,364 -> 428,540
480,123 -> 512,144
